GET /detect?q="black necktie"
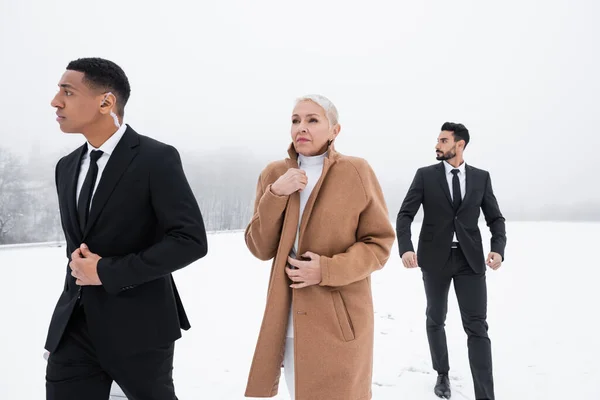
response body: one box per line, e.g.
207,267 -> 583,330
78,150 -> 104,232
451,169 -> 462,211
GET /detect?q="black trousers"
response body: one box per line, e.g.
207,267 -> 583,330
422,246 -> 494,400
46,305 -> 178,400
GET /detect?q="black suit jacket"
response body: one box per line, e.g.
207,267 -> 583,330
396,162 -> 506,273
45,126 -> 208,360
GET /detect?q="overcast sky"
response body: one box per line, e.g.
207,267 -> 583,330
1,0 -> 598,213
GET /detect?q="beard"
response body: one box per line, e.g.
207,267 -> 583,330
436,146 -> 456,161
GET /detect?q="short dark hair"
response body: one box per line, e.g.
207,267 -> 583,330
67,57 -> 131,116
441,122 -> 469,147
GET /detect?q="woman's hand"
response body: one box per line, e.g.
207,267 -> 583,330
286,251 -> 322,289
271,168 -> 307,196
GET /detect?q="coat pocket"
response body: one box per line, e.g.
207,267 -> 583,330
331,290 -> 355,341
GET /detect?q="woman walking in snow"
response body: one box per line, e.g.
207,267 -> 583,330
244,94 -> 395,400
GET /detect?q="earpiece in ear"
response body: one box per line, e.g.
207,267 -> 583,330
100,92 -> 121,129
100,92 -> 114,107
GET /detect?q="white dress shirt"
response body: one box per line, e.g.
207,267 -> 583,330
76,123 -> 128,208
443,160 -> 466,242
286,151 -> 327,338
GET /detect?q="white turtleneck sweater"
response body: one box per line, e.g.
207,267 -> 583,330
286,151 -> 327,338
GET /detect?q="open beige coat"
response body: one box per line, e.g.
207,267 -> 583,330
244,145 -> 395,400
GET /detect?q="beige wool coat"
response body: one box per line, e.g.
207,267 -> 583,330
244,144 -> 395,400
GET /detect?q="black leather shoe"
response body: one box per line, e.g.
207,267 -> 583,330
434,373 -> 451,398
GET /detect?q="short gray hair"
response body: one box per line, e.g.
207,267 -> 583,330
295,94 -> 339,126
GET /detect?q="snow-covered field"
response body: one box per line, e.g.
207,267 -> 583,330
1,221 -> 597,399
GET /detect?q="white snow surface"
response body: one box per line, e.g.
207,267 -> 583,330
0,221 -> 597,399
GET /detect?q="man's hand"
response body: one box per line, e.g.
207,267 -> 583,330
486,252 -> 502,270
286,251 -> 322,289
69,243 -> 103,286
401,251 -> 418,268
271,169 -> 308,196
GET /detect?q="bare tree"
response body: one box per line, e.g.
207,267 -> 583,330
0,148 -> 26,243
182,149 -> 260,232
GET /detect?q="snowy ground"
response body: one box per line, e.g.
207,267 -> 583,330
1,221 -> 598,399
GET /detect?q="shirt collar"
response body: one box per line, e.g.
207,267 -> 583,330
443,160 -> 466,175
85,123 -> 128,157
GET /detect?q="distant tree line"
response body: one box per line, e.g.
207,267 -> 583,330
0,145 -> 598,245
0,146 -> 263,245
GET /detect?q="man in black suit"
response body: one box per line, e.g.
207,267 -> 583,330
396,122 -> 506,400
46,58 -> 208,400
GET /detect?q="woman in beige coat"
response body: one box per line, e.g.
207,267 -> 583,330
244,95 -> 395,400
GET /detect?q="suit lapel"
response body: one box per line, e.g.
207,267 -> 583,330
458,164 -> 474,212
436,162 -> 453,206
64,145 -> 87,240
83,127 -> 140,238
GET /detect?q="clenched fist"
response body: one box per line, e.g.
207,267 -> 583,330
271,168 -> 308,196
286,251 -> 322,289
401,251 -> 418,268
486,252 -> 502,270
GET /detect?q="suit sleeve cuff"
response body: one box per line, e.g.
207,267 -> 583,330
490,244 -> 504,261
97,257 -> 122,295
398,245 -> 415,257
